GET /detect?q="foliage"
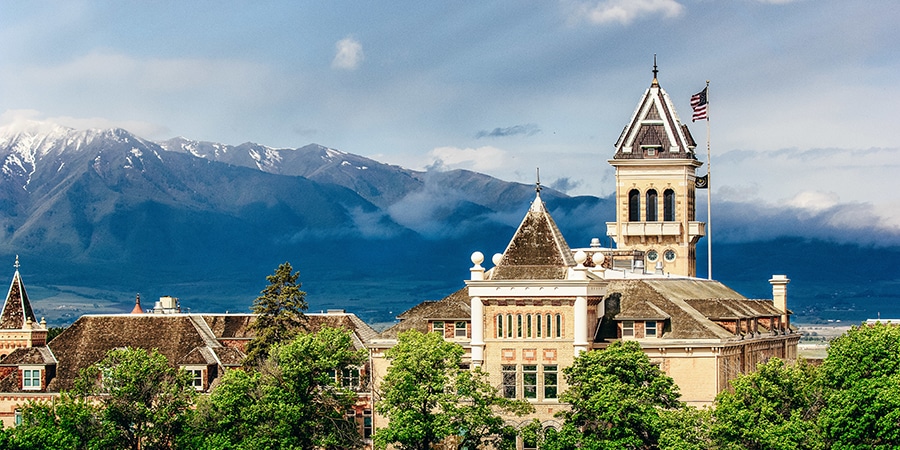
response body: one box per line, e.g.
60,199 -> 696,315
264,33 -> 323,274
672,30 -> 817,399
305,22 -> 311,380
244,262 -> 309,367
73,347 -> 197,450
446,367 -> 533,450
658,406 -> 714,450
712,358 -> 823,450
546,341 -> 682,450
193,327 -> 366,449
46,326 -> 66,342
374,329 -> 532,450
3,393 -> 107,450
818,323 -> 900,449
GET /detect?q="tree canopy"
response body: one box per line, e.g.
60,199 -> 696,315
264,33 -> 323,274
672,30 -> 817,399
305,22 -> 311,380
192,327 -> 366,450
546,341 -> 682,450
374,329 -> 532,450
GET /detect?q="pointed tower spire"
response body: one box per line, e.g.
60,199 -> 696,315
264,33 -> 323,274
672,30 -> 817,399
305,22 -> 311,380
652,54 -> 659,87
1,257 -> 38,330
130,293 -> 143,314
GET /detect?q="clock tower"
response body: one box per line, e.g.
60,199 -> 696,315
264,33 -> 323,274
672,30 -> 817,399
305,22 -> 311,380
606,67 -> 706,277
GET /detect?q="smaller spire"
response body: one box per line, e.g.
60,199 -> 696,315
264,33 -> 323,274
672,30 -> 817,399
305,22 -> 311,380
535,167 -> 542,194
651,54 -> 659,87
130,293 -> 143,314
13,255 -> 19,271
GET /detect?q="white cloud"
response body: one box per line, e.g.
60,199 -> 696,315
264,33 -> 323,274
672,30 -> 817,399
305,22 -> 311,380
573,0 -> 684,25
1,109 -> 170,140
427,146 -> 509,172
332,37 -> 364,70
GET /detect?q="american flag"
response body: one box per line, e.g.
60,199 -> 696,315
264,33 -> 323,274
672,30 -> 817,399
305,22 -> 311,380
691,87 -> 708,122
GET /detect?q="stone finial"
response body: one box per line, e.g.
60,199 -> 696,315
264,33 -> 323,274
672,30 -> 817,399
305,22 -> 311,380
470,252 -> 485,281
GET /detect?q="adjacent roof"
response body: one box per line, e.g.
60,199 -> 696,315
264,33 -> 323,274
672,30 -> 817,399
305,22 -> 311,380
490,193 -> 576,280
613,76 -> 697,159
1,268 -> 37,330
380,287 -> 471,339
603,279 -> 784,341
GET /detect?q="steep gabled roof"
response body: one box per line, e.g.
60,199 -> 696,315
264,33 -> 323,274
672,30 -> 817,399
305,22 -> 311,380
1,266 -> 38,330
490,193 -> 576,280
380,287 -> 471,339
613,76 -> 697,160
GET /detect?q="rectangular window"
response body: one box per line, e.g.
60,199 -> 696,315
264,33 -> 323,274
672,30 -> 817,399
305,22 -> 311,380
433,321 -> 445,336
14,409 -> 22,426
502,365 -> 517,399
187,369 -> 203,390
544,365 -> 558,399
622,320 -> 635,338
363,409 -> 373,438
455,321 -> 467,338
22,369 -> 40,390
342,368 -> 361,389
523,365 -> 537,399
646,321 -> 657,338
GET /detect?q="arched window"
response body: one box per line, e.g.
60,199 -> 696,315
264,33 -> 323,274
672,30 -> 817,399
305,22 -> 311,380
646,189 -> 658,221
497,314 -> 503,338
506,315 -> 513,338
517,314 -> 523,338
664,189 -> 675,221
628,189 -> 640,222
546,314 -> 553,338
526,314 -> 532,338
555,314 -> 562,338
536,314 -> 542,337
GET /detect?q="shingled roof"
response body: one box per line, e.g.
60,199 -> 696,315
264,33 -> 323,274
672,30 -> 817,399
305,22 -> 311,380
490,193 -> 575,280
1,267 -> 37,330
613,74 -> 697,160
602,278 -> 783,341
380,287 -> 471,339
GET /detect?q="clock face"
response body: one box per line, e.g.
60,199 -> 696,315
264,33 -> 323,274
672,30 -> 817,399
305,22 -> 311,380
647,250 -> 659,262
664,250 -> 676,262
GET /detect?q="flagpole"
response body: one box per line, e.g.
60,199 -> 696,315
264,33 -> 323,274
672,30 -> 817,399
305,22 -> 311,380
705,80 -> 712,280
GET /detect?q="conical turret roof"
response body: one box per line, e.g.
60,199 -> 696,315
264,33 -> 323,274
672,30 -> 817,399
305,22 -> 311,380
1,258 -> 38,330
490,191 -> 576,280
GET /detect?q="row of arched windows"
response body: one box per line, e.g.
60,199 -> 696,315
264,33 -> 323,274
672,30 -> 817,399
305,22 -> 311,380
628,188 -> 675,222
496,313 -> 563,339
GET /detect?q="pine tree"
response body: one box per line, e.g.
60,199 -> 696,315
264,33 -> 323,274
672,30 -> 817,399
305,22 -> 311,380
244,262 -> 308,367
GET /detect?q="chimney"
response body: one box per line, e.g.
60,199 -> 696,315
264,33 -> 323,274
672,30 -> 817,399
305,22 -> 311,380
769,275 -> 790,331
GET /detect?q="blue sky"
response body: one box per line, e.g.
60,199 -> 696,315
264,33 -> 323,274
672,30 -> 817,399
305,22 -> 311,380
2,0 -> 899,243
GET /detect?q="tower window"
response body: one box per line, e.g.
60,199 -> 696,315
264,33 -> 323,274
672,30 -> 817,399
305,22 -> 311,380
664,189 -> 675,221
628,189 -> 640,221
646,189 -> 658,221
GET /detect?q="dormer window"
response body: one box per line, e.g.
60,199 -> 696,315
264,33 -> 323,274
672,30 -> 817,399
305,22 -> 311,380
646,321 -> 658,338
188,369 -> 203,390
455,321 -> 467,338
22,368 -> 41,390
622,321 -> 635,338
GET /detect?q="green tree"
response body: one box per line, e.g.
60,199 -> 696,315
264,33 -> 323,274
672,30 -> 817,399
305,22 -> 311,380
194,327 -> 366,449
545,341 -> 682,450
819,323 -> 900,449
446,367 -> 533,450
658,406 -> 714,450
244,262 -> 309,367
712,358 -> 823,450
4,393 -> 107,450
73,347 -> 196,450
374,330 -> 532,450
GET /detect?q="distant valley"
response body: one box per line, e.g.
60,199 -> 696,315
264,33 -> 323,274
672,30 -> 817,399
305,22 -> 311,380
1,123 -> 898,327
